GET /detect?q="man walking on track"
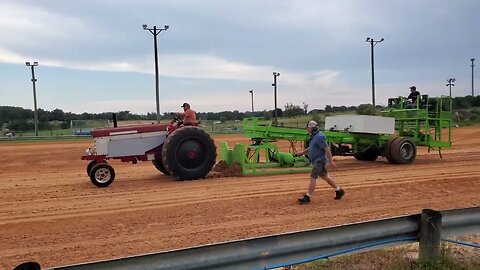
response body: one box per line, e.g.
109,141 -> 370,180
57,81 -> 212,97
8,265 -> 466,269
297,120 -> 345,204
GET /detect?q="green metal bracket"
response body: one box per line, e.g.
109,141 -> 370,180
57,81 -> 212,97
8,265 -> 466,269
381,95 -> 452,149
219,140 -> 311,176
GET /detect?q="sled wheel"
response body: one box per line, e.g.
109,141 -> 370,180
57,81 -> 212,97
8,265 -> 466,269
391,137 -> 417,164
384,137 -> 398,164
354,147 -> 379,161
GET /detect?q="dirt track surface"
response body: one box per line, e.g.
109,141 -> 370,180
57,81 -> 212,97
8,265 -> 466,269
1,128 -> 479,269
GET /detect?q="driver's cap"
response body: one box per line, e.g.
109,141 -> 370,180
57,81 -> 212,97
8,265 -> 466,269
307,120 -> 318,128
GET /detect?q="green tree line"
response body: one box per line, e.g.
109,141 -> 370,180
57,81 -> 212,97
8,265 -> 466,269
1,95 -> 479,132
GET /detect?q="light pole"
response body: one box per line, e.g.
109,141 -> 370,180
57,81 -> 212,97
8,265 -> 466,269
366,37 -> 384,107
143,24 -> 169,124
26,61 -> 39,136
446,78 -> 455,97
471,58 -> 475,96
272,72 -> 280,125
249,89 -> 254,113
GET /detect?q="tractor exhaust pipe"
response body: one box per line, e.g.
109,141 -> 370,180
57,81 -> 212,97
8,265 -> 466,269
112,113 -> 118,127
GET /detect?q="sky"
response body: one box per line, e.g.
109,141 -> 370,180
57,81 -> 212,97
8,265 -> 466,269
0,0 -> 478,114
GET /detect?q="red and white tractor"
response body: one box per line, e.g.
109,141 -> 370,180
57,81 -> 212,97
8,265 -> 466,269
81,117 -> 216,187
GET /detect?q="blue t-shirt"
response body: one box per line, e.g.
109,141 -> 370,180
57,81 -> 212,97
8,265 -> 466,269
308,130 -> 328,164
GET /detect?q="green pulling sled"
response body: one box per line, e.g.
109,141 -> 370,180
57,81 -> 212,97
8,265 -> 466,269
219,95 -> 453,176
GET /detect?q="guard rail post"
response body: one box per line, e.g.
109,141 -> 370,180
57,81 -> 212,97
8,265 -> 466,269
419,209 -> 442,261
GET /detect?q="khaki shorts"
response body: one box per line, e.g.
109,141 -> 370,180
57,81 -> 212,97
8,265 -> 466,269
310,162 -> 327,178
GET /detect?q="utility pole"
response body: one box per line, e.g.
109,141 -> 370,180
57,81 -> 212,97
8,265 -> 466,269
272,72 -> 280,126
366,37 -> 384,107
143,24 -> 169,123
26,61 -> 39,136
249,89 -> 254,113
471,58 -> 475,96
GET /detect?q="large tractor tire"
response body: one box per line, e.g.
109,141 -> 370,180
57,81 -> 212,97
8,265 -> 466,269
162,127 -> 217,180
89,163 -> 116,187
390,137 -> 417,164
152,146 -> 170,175
152,159 -> 170,175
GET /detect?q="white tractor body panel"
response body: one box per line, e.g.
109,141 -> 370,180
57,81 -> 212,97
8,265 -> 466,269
325,115 -> 395,135
94,137 -> 110,155
94,131 -> 168,158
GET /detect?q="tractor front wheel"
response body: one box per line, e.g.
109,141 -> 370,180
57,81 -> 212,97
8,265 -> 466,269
86,160 -> 98,176
89,163 -> 116,187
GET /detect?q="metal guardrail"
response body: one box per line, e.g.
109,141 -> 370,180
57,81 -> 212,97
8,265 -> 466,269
45,207 -> 479,270
0,135 -> 89,142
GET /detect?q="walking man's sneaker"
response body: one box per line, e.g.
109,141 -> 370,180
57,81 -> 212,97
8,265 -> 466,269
298,194 -> 311,204
334,188 -> 345,200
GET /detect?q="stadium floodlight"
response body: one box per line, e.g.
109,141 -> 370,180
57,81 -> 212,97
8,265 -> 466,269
446,78 -> 455,97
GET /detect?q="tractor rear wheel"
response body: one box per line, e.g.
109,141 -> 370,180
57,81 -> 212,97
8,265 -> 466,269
162,127 -> 216,180
152,146 -> 170,175
152,159 -> 170,175
89,163 -> 116,187
390,137 -> 416,164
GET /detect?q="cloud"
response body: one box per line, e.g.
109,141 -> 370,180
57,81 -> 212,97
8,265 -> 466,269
0,44 -> 340,92
0,48 -> 25,64
1,0 -> 478,115
0,2 -> 90,49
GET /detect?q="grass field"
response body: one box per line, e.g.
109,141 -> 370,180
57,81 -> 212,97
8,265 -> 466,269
293,240 -> 480,270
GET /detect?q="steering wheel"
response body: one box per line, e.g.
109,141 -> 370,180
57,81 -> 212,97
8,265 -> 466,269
170,113 -> 184,126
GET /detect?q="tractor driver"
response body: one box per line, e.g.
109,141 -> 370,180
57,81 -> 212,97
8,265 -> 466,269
176,103 -> 197,126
